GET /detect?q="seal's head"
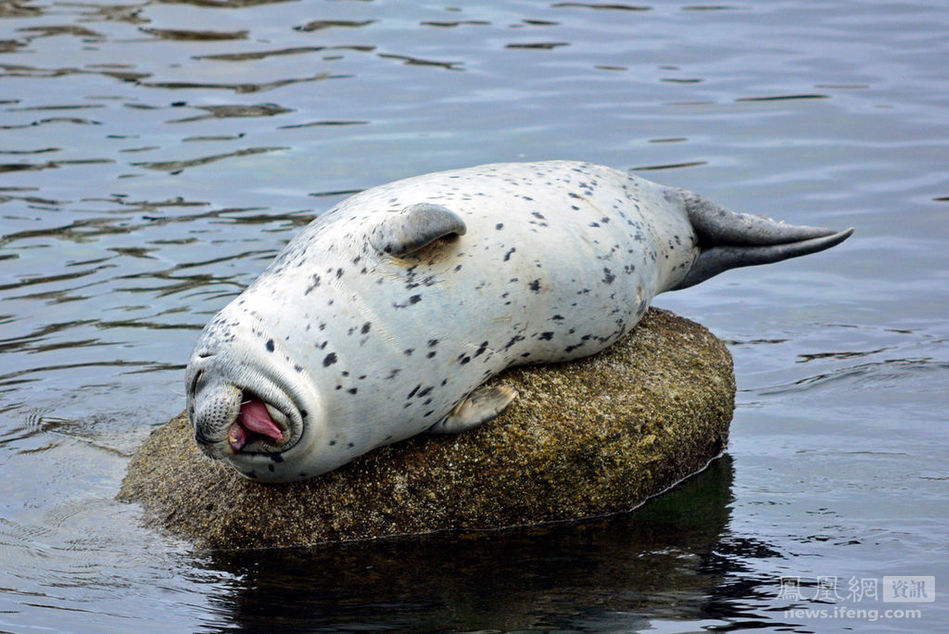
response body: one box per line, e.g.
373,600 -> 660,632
185,307 -> 326,482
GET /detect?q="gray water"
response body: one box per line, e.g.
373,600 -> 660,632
1,0 -> 947,631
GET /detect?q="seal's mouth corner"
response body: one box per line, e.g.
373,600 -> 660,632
228,395 -> 290,454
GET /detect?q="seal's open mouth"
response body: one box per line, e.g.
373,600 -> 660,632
228,396 -> 288,453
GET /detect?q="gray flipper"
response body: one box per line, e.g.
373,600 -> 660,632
369,203 -> 467,257
670,190 -> 854,290
428,385 -> 518,434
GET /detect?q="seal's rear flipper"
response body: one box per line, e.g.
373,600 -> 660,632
670,190 -> 854,290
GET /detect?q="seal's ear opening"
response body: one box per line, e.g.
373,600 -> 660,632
369,203 -> 467,257
670,190 -> 854,290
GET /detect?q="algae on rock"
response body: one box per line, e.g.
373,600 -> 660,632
118,308 -> 735,549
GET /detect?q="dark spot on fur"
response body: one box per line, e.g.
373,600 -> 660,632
265,339 -> 275,352
538,331 -> 554,340
528,279 -> 541,292
361,322 -> 371,334
495,223 -> 504,230
323,352 -> 337,366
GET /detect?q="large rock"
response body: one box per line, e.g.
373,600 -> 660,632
118,308 -> 734,549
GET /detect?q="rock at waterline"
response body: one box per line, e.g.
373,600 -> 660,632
118,308 -> 735,550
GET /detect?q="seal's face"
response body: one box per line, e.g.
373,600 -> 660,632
185,308 -> 325,481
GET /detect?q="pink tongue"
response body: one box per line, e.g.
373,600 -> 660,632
238,398 -> 285,443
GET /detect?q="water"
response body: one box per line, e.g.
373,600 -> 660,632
1,0 -> 947,631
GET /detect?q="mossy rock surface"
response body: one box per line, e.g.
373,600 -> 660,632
118,308 -> 735,550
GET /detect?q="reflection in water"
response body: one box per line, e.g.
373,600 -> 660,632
203,457 -> 792,630
294,19 -> 376,33
140,27 -> 249,41
551,3 -> 652,11
377,52 -> 463,71
131,146 -> 289,173
138,72 -> 345,94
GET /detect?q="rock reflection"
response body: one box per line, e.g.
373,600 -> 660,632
199,457 -> 786,630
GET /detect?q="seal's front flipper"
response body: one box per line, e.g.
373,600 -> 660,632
670,189 -> 854,290
370,203 -> 467,257
428,385 -> 518,434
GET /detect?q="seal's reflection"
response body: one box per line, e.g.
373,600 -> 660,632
199,455 -> 777,630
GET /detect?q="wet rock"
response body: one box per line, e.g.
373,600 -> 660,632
118,309 -> 734,549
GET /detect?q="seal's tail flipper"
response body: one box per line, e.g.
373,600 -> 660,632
670,190 -> 854,290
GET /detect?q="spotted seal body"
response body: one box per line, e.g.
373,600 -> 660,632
187,161 -> 851,482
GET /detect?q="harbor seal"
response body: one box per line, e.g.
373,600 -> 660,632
186,161 -> 852,482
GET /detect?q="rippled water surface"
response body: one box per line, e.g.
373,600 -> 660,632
1,0 -> 947,631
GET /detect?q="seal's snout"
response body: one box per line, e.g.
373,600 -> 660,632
189,381 -> 242,458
